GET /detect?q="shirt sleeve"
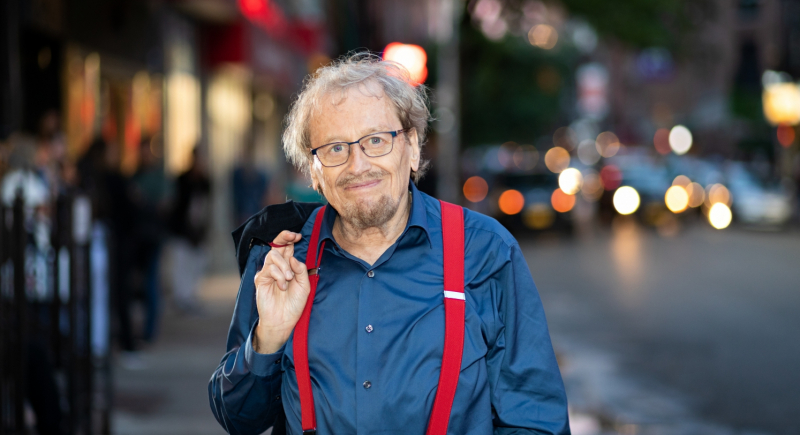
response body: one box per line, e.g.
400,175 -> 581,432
208,244 -> 286,435
487,242 -> 570,435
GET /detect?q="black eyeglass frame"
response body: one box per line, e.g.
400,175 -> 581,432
310,128 -> 411,168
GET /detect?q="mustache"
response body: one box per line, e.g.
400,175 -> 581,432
337,169 -> 389,188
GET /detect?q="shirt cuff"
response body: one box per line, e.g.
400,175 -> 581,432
244,324 -> 285,378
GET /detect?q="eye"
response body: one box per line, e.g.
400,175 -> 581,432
331,144 -> 345,153
369,137 -> 384,145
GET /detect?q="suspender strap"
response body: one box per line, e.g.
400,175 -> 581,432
426,200 -> 465,435
294,206 -> 326,434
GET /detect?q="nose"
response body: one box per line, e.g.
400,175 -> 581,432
345,142 -> 372,174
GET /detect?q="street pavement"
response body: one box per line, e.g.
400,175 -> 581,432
113,275 -> 239,435
111,219 -> 800,435
527,218 -> 800,435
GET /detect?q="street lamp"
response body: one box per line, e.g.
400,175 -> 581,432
762,71 -> 800,184
762,81 -> 800,127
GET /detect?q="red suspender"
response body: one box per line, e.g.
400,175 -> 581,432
294,206 -> 326,435
426,200 -> 465,435
293,201 -> 466,435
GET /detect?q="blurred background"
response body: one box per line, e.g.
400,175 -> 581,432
1,0 -> 799,434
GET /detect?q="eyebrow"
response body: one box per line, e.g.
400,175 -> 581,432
319,125 -> 399,146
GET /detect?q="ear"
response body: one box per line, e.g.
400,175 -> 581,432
406,128 -> 421,172
309,157 -> 324,194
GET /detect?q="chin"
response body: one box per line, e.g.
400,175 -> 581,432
339,192 -> 398,230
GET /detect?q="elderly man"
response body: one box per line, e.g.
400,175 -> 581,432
209,54 -> 570,435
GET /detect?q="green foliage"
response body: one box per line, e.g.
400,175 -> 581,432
729,86 -> 763,121
457,0 -> 709,147
558,0 -> 685,49
460,24 -> 575,147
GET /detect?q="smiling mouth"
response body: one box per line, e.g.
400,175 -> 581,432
345,179 -> 381,190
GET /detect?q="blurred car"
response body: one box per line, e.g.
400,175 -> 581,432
666,155 -> 725,187
725,162 -> 793,226
604,151 -> 672,224
461,145 -> 575,234
492,172 -> 575,234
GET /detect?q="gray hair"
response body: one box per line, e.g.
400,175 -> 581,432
282,52 -> 431,184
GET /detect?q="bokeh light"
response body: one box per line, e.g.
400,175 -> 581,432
672,175 -> 691,187
595,131 -> 620,158
463,176 -> 489,203
558,168 -> 583,195
708,203 -> 732,229
544,147 -> 570,173
382,42 -> 428,85
553,127 -> 577,151
613,186 -> 640,215
528,24 -> 558,49
513,144 -> 539,170
762,82 -> 800,126
777,124 -> 795,147
653,128 -> 671,155
497,141 -> 516,169
669,125 -> 693,155
523,203 -> 555,229
551,188 -> 576,213
706,184 -> 731,207
599,165 -> 622,190
665,185 -> 689,213
577,139 -> 601,165
581,171 -> 604,201
498,189 -> 525,215
687,182 -> 705,208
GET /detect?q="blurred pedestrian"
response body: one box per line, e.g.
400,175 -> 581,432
131,137 -> 172,342
232,141 -> 269,226
169,146 -> 211,314
78,138 -> 141,366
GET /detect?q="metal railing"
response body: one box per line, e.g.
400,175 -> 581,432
1,188 -> 112,434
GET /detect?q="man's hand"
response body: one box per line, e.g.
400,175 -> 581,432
252,230 -> 311,354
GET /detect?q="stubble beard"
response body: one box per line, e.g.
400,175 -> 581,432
336,169 -> 402,232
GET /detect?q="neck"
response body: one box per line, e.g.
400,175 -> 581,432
333,192 -> 411,265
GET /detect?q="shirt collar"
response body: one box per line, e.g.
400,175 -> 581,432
317,180 -> 432,251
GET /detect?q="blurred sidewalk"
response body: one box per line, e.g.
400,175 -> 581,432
112,274 -> 240,435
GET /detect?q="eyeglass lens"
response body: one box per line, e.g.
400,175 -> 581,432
316,132 -> 395,167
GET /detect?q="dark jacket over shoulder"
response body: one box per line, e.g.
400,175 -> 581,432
231,201 -> 323,276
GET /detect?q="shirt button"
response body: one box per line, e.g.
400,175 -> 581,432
367,270 -> 375,278
365,325 -> 373,333
363,380 -> 372,389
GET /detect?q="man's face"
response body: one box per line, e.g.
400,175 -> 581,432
308,82 -> 420,230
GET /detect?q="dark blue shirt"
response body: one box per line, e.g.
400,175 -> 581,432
209,183 -> 569,434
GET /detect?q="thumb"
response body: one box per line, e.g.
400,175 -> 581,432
290,257 -> 310,287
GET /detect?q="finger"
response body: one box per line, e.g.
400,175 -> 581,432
267,264 -> 288,290
268,249 -> 294,281
272,231 -> 301,246
272,231 -> 302,262
254,266 -> 275,292
290,257 -> 309,288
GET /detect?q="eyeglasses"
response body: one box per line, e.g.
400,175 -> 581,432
311,129 -> 410,168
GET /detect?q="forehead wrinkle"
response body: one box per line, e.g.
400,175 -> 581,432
311,86 -> 398,145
